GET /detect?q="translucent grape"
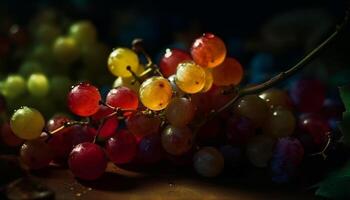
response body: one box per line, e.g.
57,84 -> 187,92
53,36 -> 80,64
69,20 -> 97,45
27,73 -> 50,97
108,48 -> 139,77
139,76 -> 172,111
165,97 -> 196,127
246,134 -> 275,167
106,86 -> 138,111
10,107 -> 45,140
193,147 -> 224,177
105,130 -> 137,164
212,57 -> 243,86
126,113 -> 161,137
191,33 -> 226,68
68,142 -> 107,180
159,48 -> 191,78
161,125 -> 193,155
263,107 -> 296,138
234,95 -> 269,127
67,83 -> 101,117
20,139 -> 53,169
175,61 -> 206,94
259,89 -> 293,109
168,75 -> 184,97
98,117 -> 119,139
1,75 -> 26,99
201,69 -> 213,92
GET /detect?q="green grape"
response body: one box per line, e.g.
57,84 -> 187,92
108,48 -> 139,77
139,76 -> 172,111
53,36 -> 80,64
165,97 -> 196,127
50,76 -> 72,100
175,61 -> 206,94
27,73 -> 50,97
10,106 -> 45,140
262,107 -> 296,138
1,75 -> 26,99
69,21 -> 97,45
246,134 -> 275,167
18,61 -> 44,78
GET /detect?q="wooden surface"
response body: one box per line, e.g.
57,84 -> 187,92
32,164 -> 317,200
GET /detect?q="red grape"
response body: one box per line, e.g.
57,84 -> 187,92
20,139 -> 53,170
105,129 -> 137,164
160,48 -> 192,78
1,122 -> 24,147
106,86 -> 138,113
91,104 -> 114,122
126,113 -> 161,137
67,83 -> 101,117
69,142 -> 107,180
97,117 -> 119,140
46,115 -> 71,132
212,57 -> 243,86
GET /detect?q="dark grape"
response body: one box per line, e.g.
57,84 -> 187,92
20,139 -> 53,170
105,130 -> 137,164
160,48 -> 191,78
225,116 -> 255,145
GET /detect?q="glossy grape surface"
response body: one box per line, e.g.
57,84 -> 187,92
108,48 -> 139,77
175,61 -> 206,94
212,57 -> 243,86
161,125 -> 193,155
160,48 -> 191,78
234,95 -> 269,127
165,97 -> 196,127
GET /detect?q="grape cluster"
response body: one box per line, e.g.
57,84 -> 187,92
1,32 -> 343,183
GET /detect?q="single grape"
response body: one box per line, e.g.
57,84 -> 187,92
108,48 -> 139,77
193,147 -> 224,177
263,107 -> 296,138
159,48 -> 192,78
126,112 -> 161,137
136,134 -> 163,164
53,36 -> 80,64
175,61 -> 206,94
20,139 -> 53,170
161,125 -> 193,155
67,83 -> 101,117
165,97 -> 196,127
98,116 -> 119,139
10,107 -> 45,140
139,76 -> 172,111
225,116 -> 255,145
1,75 -> 26,99
234,95 -> 269,127
69,20 -> 97,45
27,73 -> 50,97
289,79 -> 325,113
1,122 -> 24,147
259,89 -> 293,110
105,129 -> 137,164
191,33 -> 226,68
271,137 -> 304,183
212,57 -> 243,86
68,142 -> 107,180
246,134 -> 275,167
201,69 -> 214,92
106,86 -> 138,112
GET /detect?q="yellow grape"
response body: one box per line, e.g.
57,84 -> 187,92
112,65 -> 145,92
108,48 -> 139,77
175,61 -> 206,94
139,76 -> 172,111
234,95 -> 269,127
201,69 -> 213,92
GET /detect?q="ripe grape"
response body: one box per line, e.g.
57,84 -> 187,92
290,79 -> 325,113
259,89 -> 293,110
126,112 -> 161,137
139,76 -> 172,111
159,48 -> 191,78
246,134 -> 275,167
136,134 -> 163,164
234,95 -> 269,127
53,36 -> 80,64
1,122 -> 24,147
106,86 -> 138,111
69,142 -> 107,180
271,137 -> 304,183
98,117 -> 119,139
10,107 -> 45,140
193,147 -> 224,177
175,61 -> 206,94
67,83 -> 101,117
20,139 -> 53,169
201,69 -> 213,92
161,125 -> 193,155
27,73 -> 50,97
105,130 -> 137,164
69,21 -> 97,45
1,75 -> 26,99
263,107 -> 296,138
165,97 -> 196,127
225,116 -> 255,145
113,77 -> 140,92
191,33 -> 226,68
212,57 -> 243,86
108,48 -> 139,77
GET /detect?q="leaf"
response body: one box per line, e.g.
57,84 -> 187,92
338,112 -> 350,147
339,85 -> 350,111
315,161 -> 350,199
